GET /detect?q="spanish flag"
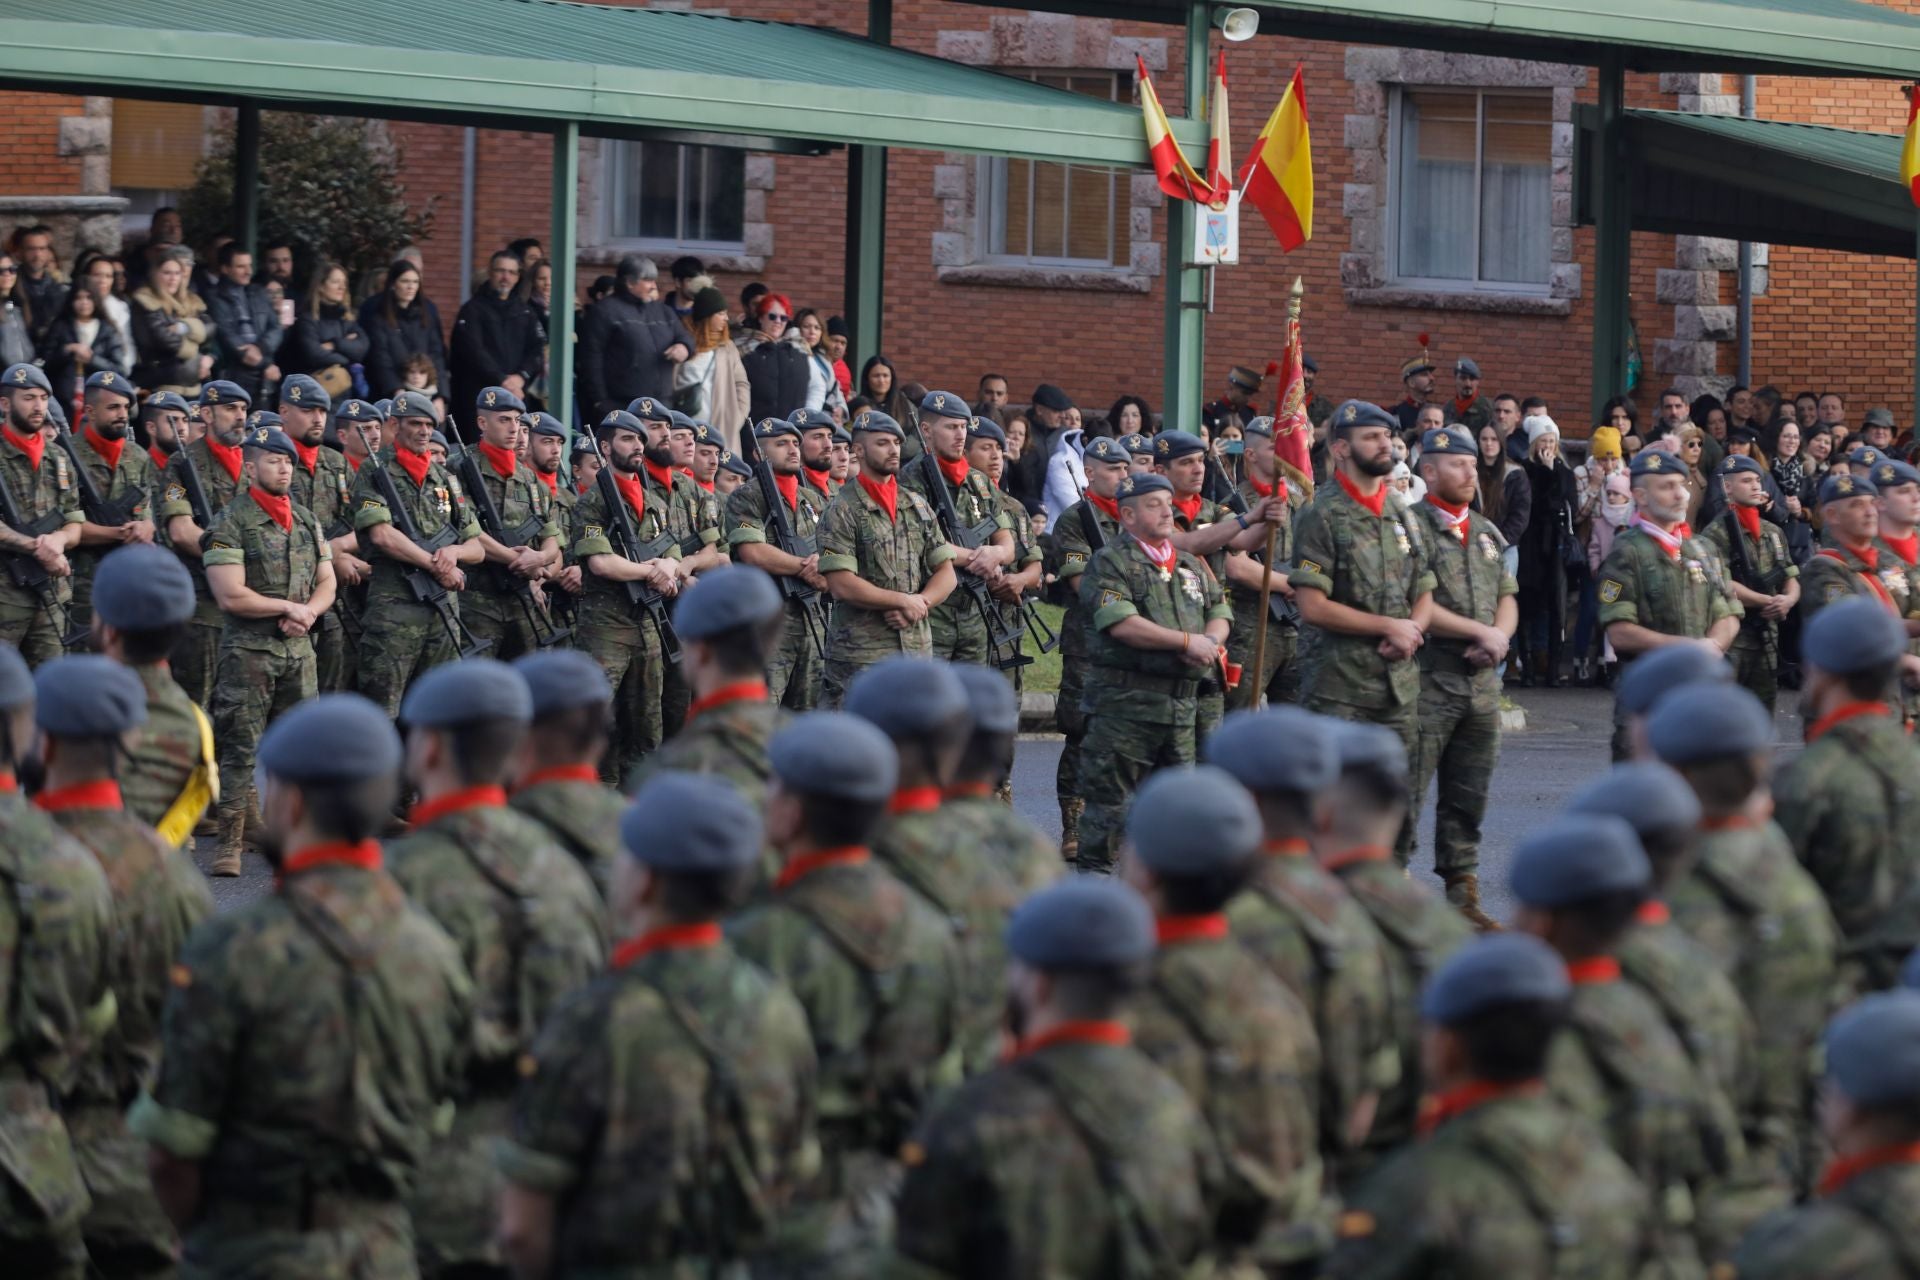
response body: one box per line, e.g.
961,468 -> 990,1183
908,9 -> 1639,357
1137,55 -> 1211,204
1903,84 -> 1920,206
1204,50 -> 1232,207
1240,65 -> 1314,250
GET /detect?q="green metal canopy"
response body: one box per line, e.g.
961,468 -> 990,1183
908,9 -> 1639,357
0,0 -> 1202,166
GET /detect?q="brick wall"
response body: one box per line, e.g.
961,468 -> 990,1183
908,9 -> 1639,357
1,92 -> 88,195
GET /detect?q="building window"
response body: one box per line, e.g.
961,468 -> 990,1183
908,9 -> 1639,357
1389,88 -> 1551,289
977,71 -> 1130,268
603,141 -> 745,252
111,100 -> 206,219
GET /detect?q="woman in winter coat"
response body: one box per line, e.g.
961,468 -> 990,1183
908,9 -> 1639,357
361,259 -> 448,398
283,262 -> 371,398
1473,420 -> 1530,575
793,309 -> 848,419
130,247 -> 214,397
674,284 -> 752,451
42,282 -> 127,407
735,292 -> 811,424
1516,415 -> 1577,687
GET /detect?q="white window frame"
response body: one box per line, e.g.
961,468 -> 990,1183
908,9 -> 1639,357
598,139 -> 746,256
973,70 -> 1128,270
1385,85 -> 1552,295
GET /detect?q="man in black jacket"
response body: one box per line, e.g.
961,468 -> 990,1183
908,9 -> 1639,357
450,250 -> 545,436
1005,382 -> 1073,512
575,254 -> 691,420
203,243 -> 282,403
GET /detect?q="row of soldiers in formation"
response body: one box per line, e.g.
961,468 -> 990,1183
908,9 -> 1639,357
2,556 -> 1919,1278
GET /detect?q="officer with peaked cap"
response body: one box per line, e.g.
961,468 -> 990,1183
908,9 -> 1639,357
726,415 -> 829,710
1393,346 -> 1437,436
945,662 -> 1057,891
0,361 -> 83,668
506,648 -> 623,895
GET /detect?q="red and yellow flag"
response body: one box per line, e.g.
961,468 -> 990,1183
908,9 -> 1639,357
1240,65 -> 1314,250
1204,50 -> 1231,207
1137,55 -> 1212,204
1903,85 -> 1920,206
1271,284 -> 1314,495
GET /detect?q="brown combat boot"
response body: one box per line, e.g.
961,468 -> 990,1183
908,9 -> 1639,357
242,795 -> 266,849
1059,797 -> 1085,863
211,805 -> 246,878
1442,871 -> 1502,933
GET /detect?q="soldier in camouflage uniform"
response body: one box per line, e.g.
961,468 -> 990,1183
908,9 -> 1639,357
1597,448 -> 1743,760
900,390 -> 1016,669
203,422 -> 335,877
382,661 -> 608,1277
1207,708 -> 1400,1195
497,771 -> 818,1278
31,657 -> 214,1278
790,407 -> 839,501
1226,416 -> 1306,710
733,713 -> 965,1274
453,387 -> 562,663
1865,458 -> 1920,727
1121,767 -> 1326,1272
1700,455 -> 1799,714
67,371 -> 160,636
278,376 -> 366,693
0,644 -> 117,1278
1801,469 -> 1900,637
1649,682 -> 1840,1196
321,398 -> 387,691
946,664 -> 1058,893
0,364 -> 84,667
1049,435 -> 1129,859
1075,471 -> 1232,874
889,878 -> 1226,1278
967,419 -> 1045,695
158,379 -> 252,703
1323,935 -> 1659,1280
1406,427 -> 1517,927
649,405 -> 727,736
815,411 -> 957,708
509,649 -> 625,899
729,417 -> 830,710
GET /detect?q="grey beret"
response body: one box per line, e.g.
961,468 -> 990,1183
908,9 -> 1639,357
1874,458 -> 1920,490
674,565 -> 785,641
1203,707 -> 1338,795
1717,454 -> 1765,478
197,379 -> 251,408
391,389 -> 436,421
1647,682 -> 1773,764
1565,762 -> 1702,843
145,392 -> 190,416
720,452 -> 752,479
526,412 -> 566,438
920,389 -> 969,419
373,399 -> 393,420
788,408 -> 836,433
1333,720 -> 1408,780
1127,765 -> 1261,875
83,370 -> 134,402
1629,450 -> 1684,479
768,712 -> 898,803
1421,426 -> 1476,458
279,374 -> 331,412
1454,357 -> 1482,379
400,657 -> 533,727
1824,992 -> 1920,1107
1006,877 -> 1155,971
851,410 -> 904,438
334,398 -> 380,424
247,409 -> 284,431
1242,416 -> 1275,440
513,649 -> 613,717
1116,472 -> 1173,502
1120,432 -> 1154,457
1329,400 -> 1397,436
572,435 -> 598,458
34,656 -> 147,736
846,657 -> 968,739
1084,437 -> 1129,466
598,410 -> 645,436
830,426 -> 852,446
1509,813 -> 1650,908
668,411 -> 698,436
1804,597 -> 1908,675
953,664 -> 1019,736
244,424 -> 298,459
621,771 -> 762,873
754,416 -> 801,441
44,399 -> 66,431
1617,644 -> 1732,715
428,429 -> 450,452
966,418 -> 1007,448
93,544 -> 196,629
1421,933 -> 1570,1025
0,642 -> 32,710
626,396 -> 674,423
476,385 -> 526,414
1151,430 -> 1206,461
259,694 -> 401,783
1819,470 -> 1878,504
1,363 -> 51,393
1848,446 -> 1886,469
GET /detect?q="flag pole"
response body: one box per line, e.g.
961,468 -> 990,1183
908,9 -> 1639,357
1249,275 -> 1303,709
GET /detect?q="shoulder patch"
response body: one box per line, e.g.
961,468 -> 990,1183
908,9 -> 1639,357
1825,583 -> 1847,603
1099,589 -> 1124,608
361,498 -> 383,510
165,483 -> 185,503
1337,1210 -> 1375,1240
1599,579 -> 1623,604
584,525 -> 603,541
1297,559 -> 1321,576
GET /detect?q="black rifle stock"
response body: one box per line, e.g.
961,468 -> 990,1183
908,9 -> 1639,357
58,426 -> 143,528
582,429 -> 681,664
0,455 -> 80,650
1720,507 -> 1786,635
909,420 -> 1030,670
449,427 -> 571,650
752,455 -> 828,656
347,422 -> 490,659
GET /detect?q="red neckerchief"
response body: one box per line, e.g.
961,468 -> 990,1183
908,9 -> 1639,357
282,839 -> 382,876
291,439 -> 320,473
249,486 -> 292,531
694,477 -> 715,493
477,441 -> 519,479
858,473 -> 898,522
514,764 -> 600,791
408,784 -> 506,827
1337,469 -> 1387,518
33,779 -> 124,812
1818,1140 -> 1920,1198
1566,956 -> 1621,985
1820,545 -> 1898,612
803,464 -> 833,493
688,680 -> 768,721
1635,900 -> 1671,926
1808,700 -> 1892,744
943,781 -> 994,800
2,425 -> 45,469
610,922 -> 722,969
1453,394 -> 1478,417
1263,838 -> 1312,857
888,786 -> 941,814
1701,812 -> 1762,832
643,458 -> 677,493
772,471 -> 800,511
1324,844 -> 1391,873
677,465 -> 695,480
148,445 -> 170,471
1885,531 -> 1920,566
611,470 -> 647,521
1247,471 -> 1287,501
1016,1020 -> 1131,1059
1155,913 -> 1230,946
1418,1079 -> 1544,1138
775,845 -> 870,891
84,426 -> 125,471
935,455 -> 971,489
1634,516 -> 1687,561
1834,541 -> 1881,571
346,453 -> 363,473
0,772 -> 14,793
1732,504 -> 1763,540
1426,494 -> 1472,544
392,444 -> 432,488
533,468 -> 558,495
205,437 -> 243,483
1088,492 -> 1121,522
1171,491 -> 1203,525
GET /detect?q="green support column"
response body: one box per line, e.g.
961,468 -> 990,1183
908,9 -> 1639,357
234,103 -> 261,257
845,0 -> 892,365
1591,55 -> 1630,419
1161,4 -> 1210,427
550,122 -> 579,429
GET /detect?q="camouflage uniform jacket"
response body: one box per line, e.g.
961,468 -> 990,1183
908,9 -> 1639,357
347,447 -> 481,606
901,460 -> 1012,632
69,430 -> 159,579
1052,495 -> 1121,661
644,462 -> 720,560
569,474 -> 683,627
1227,475 -> 1305,627
1700,511 -> 1796,635
815,477 -> 954,660
1773,705 -> 1920,939
1080,536 -> 1231,727
509,774 -> 625,902
120,662 -> 213,850
1734,1157 -> 1920,1280
725,467 -> 827,603
289,442 -> 355,539
0,429 -> 83,611
156,437 -> 241,604
940,789 -> 1059,894
497,937 -> 818,1273
889,1036 -> 1225,1279
202,489 -> 331,654
1410,499 -> 1516,712
627,689 -> 786,812
1130,928 -> 1325,1265
1290,482 -> 1437,710
1322,1092 -> 1657,1280
1172,492 -> 1232,582
1798,541 -> 1900,624
1596,525 -> 1742,640
460,450 -> 560,600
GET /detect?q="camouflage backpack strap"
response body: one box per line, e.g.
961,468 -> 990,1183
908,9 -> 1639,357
1253,878 -> 1347,979
434,817 -> 543,1049
1837,1174 -> 1920,1277
1452,1118 -> 1606,1280
1348,882 -> 1442,989
1689,843 -> 1770,921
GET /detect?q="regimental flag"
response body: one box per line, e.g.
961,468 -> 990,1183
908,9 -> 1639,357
1204,50 -> 1232,208
1903,84 -> 1920,206
1137,54 -> 1212,204
1271,284 -> 1314,495
1240,64 -> 1314,250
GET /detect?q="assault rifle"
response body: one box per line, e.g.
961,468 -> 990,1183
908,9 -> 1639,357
1202,450 -> 1301,629
753,454 -> 827,656
0,456 -> 80,651
910,418 -> 1031,670
58,425 -> 144,528
449,427 -> 571,650
581,427 -> 681,664
1719,506 -> 1788,635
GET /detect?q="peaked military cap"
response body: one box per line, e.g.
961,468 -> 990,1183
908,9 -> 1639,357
1203,706 -> 1339,795
1153,430 -> 1206,461
1454,357 -> 1482,379
851,410 -> 904,438
245,424 -> 298,458
920,389 -> 969,419
953,663 -> 1019,736
1819,470 -> 1877,504
754,416 -> 801,441
1847,446 -> 1886,469
400,657 -> 533,727
1116,472 -> 1173,502
1331,400 -> 1396,437
626,396 -> 674,423
1120,432 -> 1155,457
334,398 -> 380,423
1,363 -> 50,393
260,694 -> 401,783
513,649 -> 612,717
1616,643 -> 1731,714
966,418 -> 1007,447
477,385 -> 526,414
525,411 -> 566,438
280,373 -> 331,411
623,772 -> 762,873
1421,426 -> 1476,457
674,564 -> 784,641
83,369 -> 134,402
1874,458 -> 1920,489
198,380 -> 251,408
1227,365 -> 1264,393
597,410 -> 645,437
720,451 -> 752,479
1510,813 -> 1649,908
1863,407 -> 1897,430
1084,436 -> 1130,465
1565,762 -> 1702,843
846,656 -> 967,738
769,712 -> 898,803
1333,720 -> 1408,780
1803,596 -> 1908,674
1400,354 -> 1435,380
1422,934 -> 1570,1025
1629,450 -> 1685,478
1647,682 -> 1773,763
1127,765 -> 1261,875
788,408 -> 836,432
0,642 -> 29,709
145,391 -> 190,416
1718,454 -> 1765,477
391,389 -> 436,421
1007,878 -> 1155,971
1824,992 -> 1920,1107
34,656 -> 146,736
93,544 -> 195,629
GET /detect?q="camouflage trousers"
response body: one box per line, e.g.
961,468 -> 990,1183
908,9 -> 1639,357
1730,629 -> 1777,716
182,1195 -> 417,1279
460,584 -> 545,664
315,609 -> 353,693
1404,685 -> 1500,876
1306,694 -> 1419,864
1610,691 -> 1635,763
354,596 -> 459,719
66,562 -> 99,642
0,588 -> 65,667
662,648 -> 691,740
213,640 -> 318,822
1055,655 -> 1089,829
1225,619 -> 1299,712
930,595 -> 992,666
171,599 -> 226,707
770,605 -> 823,711
69,1101 -> 178,1279
578,615 -> 665,786
1195,691 -> 1225,754
1078,713 -> 1197,874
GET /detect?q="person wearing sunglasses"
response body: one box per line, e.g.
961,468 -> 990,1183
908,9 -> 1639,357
736,291 -> 811,424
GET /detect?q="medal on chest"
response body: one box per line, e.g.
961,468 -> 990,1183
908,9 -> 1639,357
433,485 -> 452,517
1685,558 -> 1706,585
1176,565 -> 1203,601
1392,520 -> 1411,555
1885,568 -> 1910,599
1478,532 -> 1499,562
